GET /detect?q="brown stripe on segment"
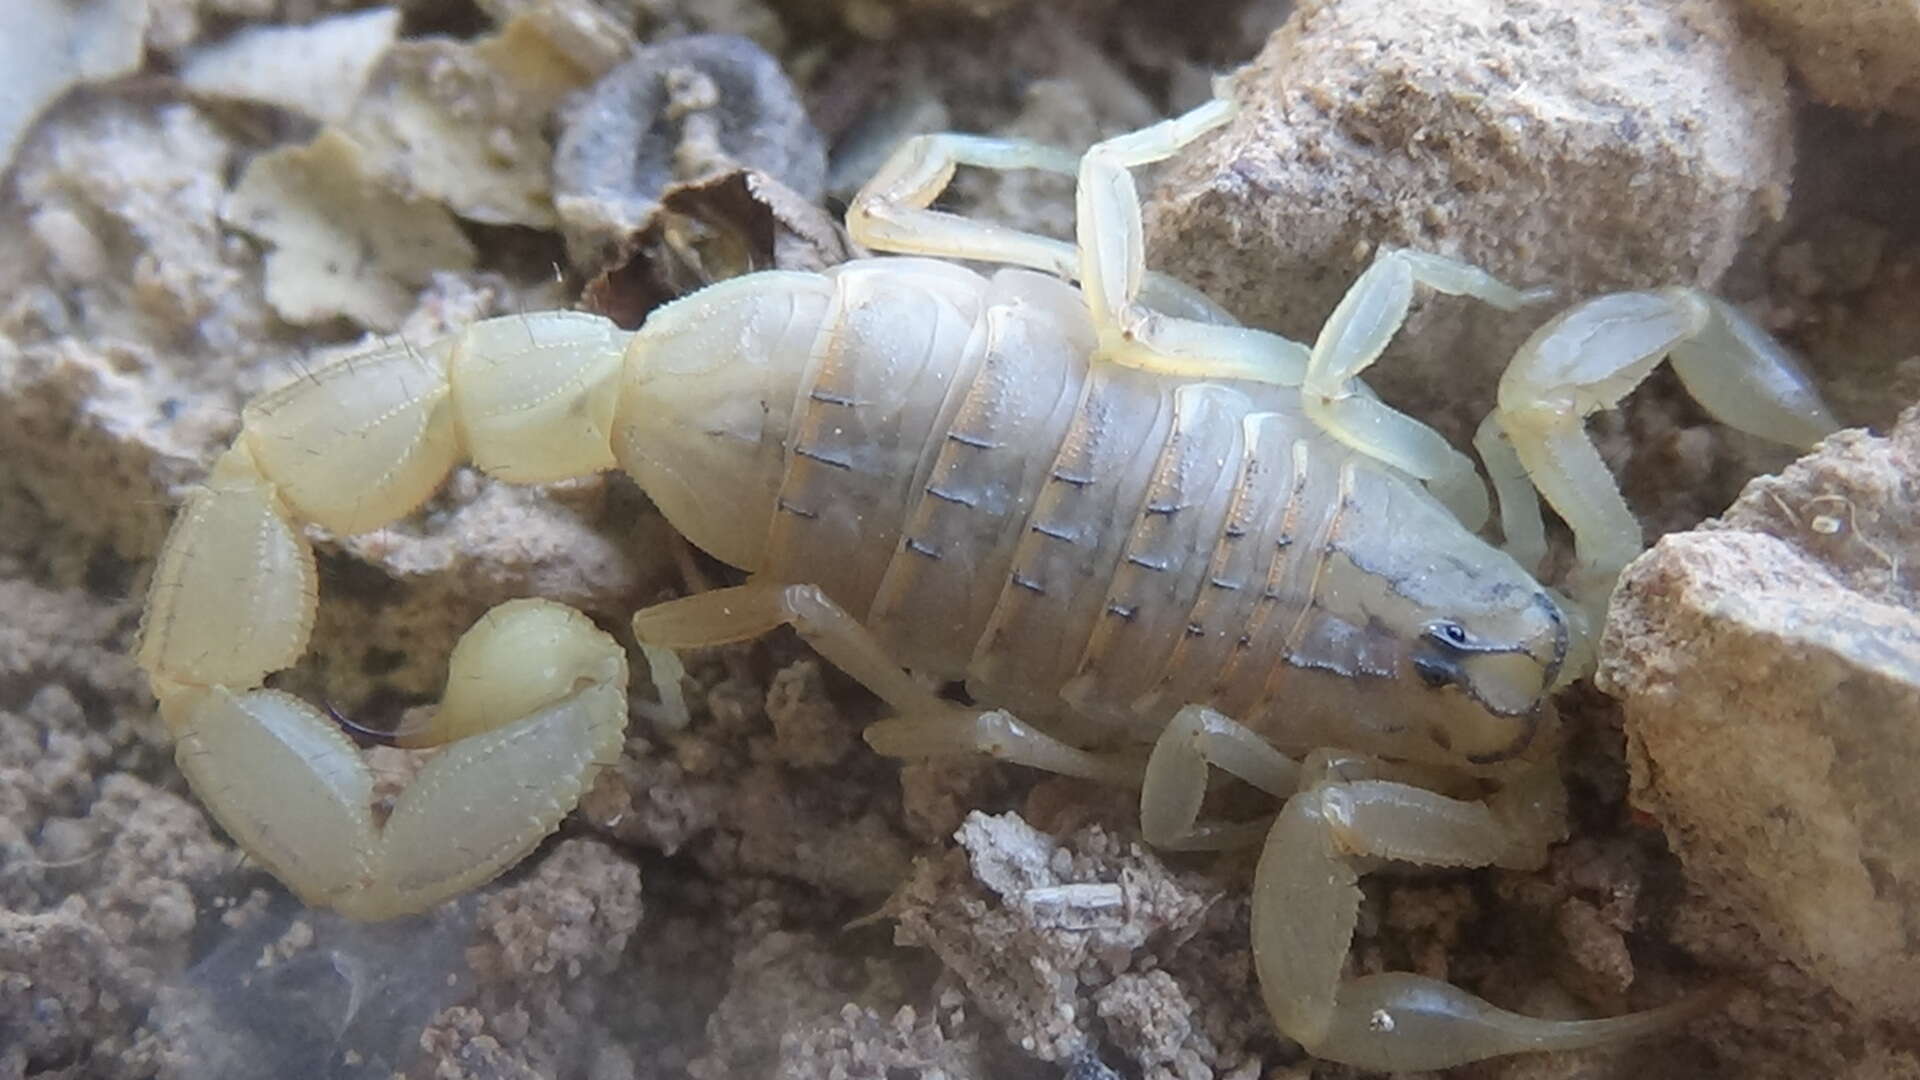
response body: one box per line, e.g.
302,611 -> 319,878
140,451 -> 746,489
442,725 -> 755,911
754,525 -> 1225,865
1134,410 -> 1302,721
614,271 -> 841,572
1256,458 -> 1431,716
763,263 -> 986,621
1254,455 -> 1394,720
898,277 -> 1003,526
863,269 -> 1095,680
761,276 -> 849,540
1210,432 -> 1348,718
967,362 -> 1172,718
1062,381 -> 1247,728
1283,457 -> 1358,655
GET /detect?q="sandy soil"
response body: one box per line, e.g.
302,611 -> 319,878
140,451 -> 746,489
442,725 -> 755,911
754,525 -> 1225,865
3,1 -> 1918,1078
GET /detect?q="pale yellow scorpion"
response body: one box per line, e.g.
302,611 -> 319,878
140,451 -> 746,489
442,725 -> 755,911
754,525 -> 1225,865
136,95 -> 1835,1070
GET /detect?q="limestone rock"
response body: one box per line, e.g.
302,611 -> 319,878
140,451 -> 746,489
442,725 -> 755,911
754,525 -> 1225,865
1599,406 -> 1920,1066
1147,0 -> 1795,439
1,0 -> 150,175
1737,0 -> 1920,119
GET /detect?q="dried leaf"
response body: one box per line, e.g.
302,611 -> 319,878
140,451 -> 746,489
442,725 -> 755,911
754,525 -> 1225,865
340,9 -> 631,228
221,130 -> 477,330
582,168 -> 851,329
178,7 -> 402,124
2,0 -> 150,174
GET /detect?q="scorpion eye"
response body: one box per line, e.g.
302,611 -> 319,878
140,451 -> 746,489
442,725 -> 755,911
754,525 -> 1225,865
1428,620 -> 1473,650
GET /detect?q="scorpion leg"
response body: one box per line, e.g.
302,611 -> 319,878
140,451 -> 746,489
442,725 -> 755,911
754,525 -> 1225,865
1071,97 -> 1321,386
847,95 -> 1308,378
1133,709 -> 1711,1067
1139,705 -> 1300,850
1300,249 -> 1554,528
847,132 -> 1083,277
1253,748 -> 1717,1070
1491,288 -> 1836,610
631,581 -> 1141,785
1472,412 -> 1551,575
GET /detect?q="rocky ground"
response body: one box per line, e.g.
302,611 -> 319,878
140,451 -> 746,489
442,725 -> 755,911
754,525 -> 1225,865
2,0 -> 1918,1078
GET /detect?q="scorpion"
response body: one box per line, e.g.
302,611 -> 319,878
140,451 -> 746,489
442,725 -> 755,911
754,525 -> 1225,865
136,93 -> 1836,1070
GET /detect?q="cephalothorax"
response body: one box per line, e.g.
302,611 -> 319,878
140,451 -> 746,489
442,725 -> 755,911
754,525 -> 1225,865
137,94 -> 1834,1070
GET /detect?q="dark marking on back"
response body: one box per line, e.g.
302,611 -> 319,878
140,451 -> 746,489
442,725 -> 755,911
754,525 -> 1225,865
1030,521 -> 1077,543
1011,571 -> 1047,595
925,483 -> 977,507
1208,577 -> 1240,591
1106,602 -> 1138,621
1185,623 -> 1206,637
1051,469 -> 1096,487
808,389 -> 861,407
1144,501 -> 1182,516
1223,525 -> 1248,539
793,445 -> 854,470
1125,553 -> 1170,572
947,430 -> 1002,450
905,537 -> 942,560
777,497 -> 817,520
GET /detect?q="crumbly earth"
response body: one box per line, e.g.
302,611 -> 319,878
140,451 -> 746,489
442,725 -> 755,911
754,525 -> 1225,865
2,1 -> 1917,1079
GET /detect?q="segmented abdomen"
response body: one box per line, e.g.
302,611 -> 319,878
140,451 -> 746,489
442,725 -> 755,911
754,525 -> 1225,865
631,257 -> 1404,743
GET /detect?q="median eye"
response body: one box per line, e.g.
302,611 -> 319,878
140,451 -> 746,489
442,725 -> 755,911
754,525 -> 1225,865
1428,620 -> 1473,649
